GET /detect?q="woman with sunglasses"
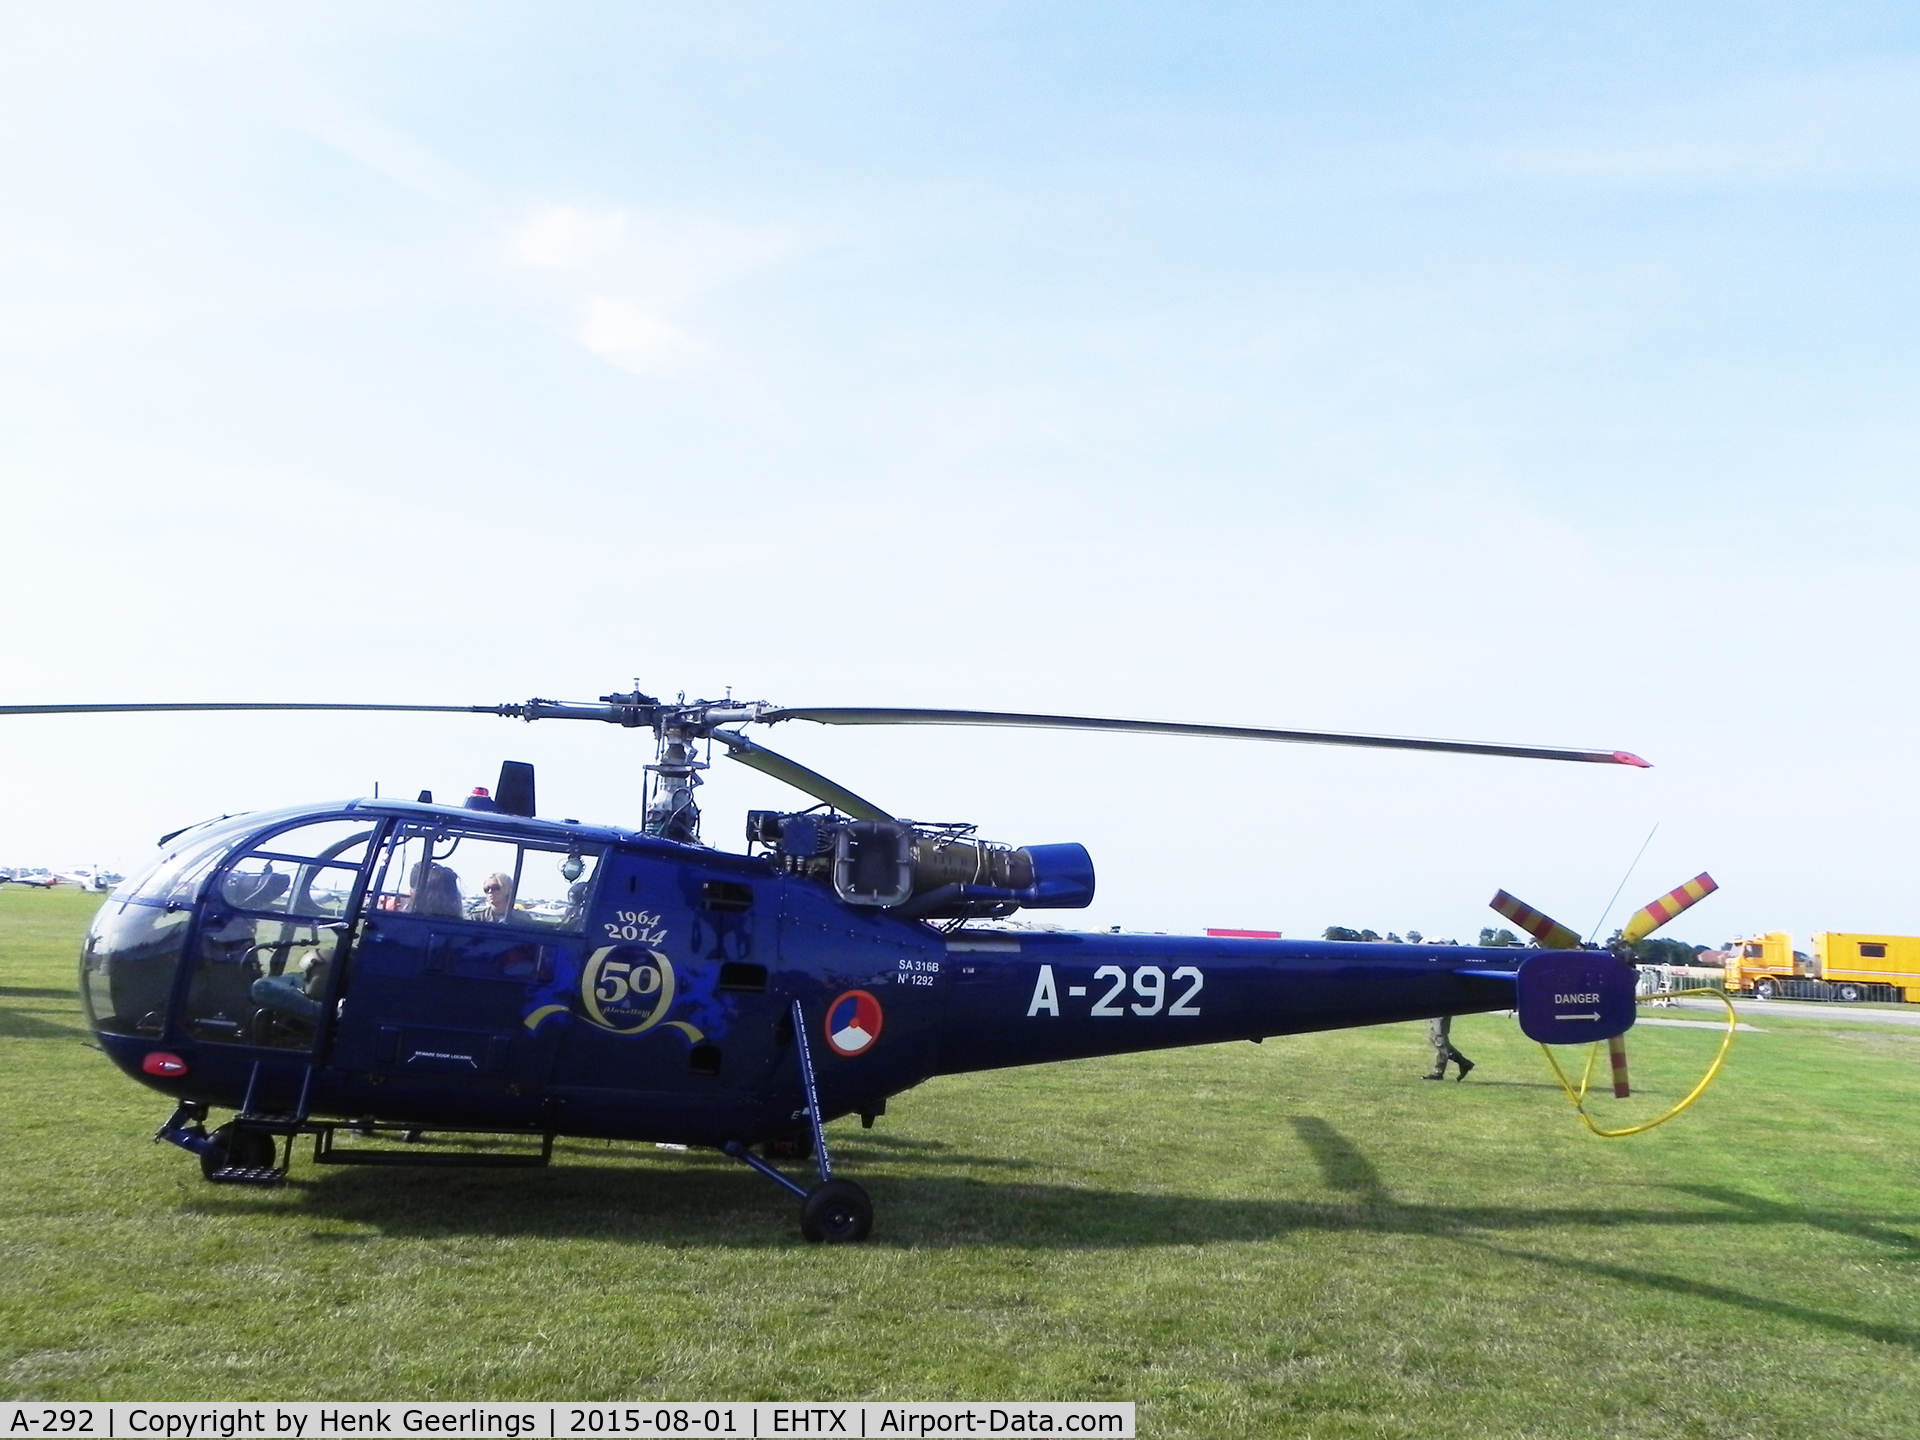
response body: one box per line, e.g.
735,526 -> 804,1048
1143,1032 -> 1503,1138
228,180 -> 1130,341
480,872 -> 516,923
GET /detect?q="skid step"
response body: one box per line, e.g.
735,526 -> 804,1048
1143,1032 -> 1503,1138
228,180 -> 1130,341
206,1165 -> 286,1186
313,1128 -> 554,1169
233,1113 -> 309,1135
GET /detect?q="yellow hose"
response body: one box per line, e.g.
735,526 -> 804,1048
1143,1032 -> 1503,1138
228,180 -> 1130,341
1538,987 -> 1739,1138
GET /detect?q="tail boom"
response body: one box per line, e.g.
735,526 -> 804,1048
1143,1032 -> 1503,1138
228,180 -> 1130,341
931,932 -> 1526,1077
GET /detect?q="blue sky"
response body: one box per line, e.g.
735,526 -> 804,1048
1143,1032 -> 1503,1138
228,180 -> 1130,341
3,3 -> 1916,946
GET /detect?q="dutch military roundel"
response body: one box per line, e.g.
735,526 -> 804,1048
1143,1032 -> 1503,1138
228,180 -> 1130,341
825,989 -> 884,1057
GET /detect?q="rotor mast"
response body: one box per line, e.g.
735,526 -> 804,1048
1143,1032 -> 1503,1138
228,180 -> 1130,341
589,688 -> 772,845
644,705 -> 707,843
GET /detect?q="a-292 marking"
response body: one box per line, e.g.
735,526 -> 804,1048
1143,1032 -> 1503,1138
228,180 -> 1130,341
1026,962 -> 1203,1018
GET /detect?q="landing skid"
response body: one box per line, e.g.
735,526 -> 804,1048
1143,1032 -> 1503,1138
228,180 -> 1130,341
312,1126 -> 554,1168
152,996 -> 874,1241
156,1100 -> 556,1182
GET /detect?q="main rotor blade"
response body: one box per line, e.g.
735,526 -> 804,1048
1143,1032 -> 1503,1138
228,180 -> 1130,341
711,730 -> 894,822
0,699 -> 636,722
0,702 -> 497,717
759,707 -> 1651,767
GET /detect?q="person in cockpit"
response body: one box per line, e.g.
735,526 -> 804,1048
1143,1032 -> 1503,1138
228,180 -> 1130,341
480,872 -> 515,922
252,950 -> 328,1024
408,861 -> 464,918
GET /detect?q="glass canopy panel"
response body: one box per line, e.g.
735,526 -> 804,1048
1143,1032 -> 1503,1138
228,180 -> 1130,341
81,902 -> 194,1037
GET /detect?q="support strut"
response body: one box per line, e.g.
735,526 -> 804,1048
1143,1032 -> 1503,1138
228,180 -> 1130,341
790,997 -> 834,1184
154,1100 -> 213,1157
723,998 -> 874,1243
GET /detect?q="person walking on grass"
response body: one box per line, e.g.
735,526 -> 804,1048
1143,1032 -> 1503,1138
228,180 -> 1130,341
1425,1015 -> 1474,1080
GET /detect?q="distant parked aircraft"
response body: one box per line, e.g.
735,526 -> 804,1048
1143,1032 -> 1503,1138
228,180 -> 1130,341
54,866 -> 121,891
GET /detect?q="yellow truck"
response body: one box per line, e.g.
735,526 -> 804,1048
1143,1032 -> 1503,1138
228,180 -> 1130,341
1723,933 -> 1811,998
1724,931 -> 1920,1002
1814,933 -> 1920,1003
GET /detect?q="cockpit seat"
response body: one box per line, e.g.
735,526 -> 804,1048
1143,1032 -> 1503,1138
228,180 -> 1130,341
224,870 -> 291,911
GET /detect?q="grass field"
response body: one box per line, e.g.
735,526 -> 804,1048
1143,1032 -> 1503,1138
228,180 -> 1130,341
4,886 -> 1918,1437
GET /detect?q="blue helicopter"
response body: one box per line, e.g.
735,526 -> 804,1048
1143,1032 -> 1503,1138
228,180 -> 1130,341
10,690 -> 1702,1242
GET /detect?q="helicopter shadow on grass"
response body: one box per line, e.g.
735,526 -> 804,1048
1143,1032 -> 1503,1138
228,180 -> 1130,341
0,990 -> 88,1041
1458,1236 -> 1920,1352
0,984 -> 83,1001
187,1116 -> 1920,1340
183,1130 -> 1920,1348
183,1133 -> 1044,1250
1668,1182 -> 1920,1261
1286,1115 -> 1920,1353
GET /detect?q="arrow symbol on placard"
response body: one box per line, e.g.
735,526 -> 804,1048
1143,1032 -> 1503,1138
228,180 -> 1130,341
1555,1011 -> 1602,1022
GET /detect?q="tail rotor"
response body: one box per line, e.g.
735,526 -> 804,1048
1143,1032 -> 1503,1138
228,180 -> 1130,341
1492,872 -> 1720,1104
1620,873 -> 1719,945
1492,887 -> 1638,1096
1489,875 -> 1735,1136
1489,890 -> 1584,951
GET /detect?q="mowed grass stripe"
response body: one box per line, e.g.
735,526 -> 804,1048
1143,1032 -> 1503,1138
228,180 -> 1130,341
3,887 -> 1918,1437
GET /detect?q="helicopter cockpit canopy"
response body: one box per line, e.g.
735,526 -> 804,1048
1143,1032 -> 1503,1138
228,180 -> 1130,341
81,804 -> 612,1054
82,810 -> 293,1039
80,810 -> 375,1047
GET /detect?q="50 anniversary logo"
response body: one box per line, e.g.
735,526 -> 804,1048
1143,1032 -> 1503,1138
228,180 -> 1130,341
523,948 -> 705,1041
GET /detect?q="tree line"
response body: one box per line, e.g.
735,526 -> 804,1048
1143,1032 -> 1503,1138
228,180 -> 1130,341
1321,927 -> 1714,966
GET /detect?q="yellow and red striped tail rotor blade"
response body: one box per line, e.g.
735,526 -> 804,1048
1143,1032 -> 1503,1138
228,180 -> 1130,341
1489,890 -> 1584,950
1607,1034 -> 1631,1098
1621,872 -> 1719,944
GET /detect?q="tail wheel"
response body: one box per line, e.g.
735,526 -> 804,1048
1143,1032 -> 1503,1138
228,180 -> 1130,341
1754,979 -> 1776,1000
800,1179 -> 873,1244
199,1123 -> 277,1180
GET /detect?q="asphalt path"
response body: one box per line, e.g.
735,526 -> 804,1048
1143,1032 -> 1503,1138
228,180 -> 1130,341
1668,997 -> 1920,1028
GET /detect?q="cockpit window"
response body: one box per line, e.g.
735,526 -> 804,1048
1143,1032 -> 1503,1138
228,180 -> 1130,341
175,817 -> 381,1048
368,825 -> 601,931
112,813 -> 266,908
216,820 -> 378,920
81,904 -> 192,1037
184,919 -> 342,1049
517,847 -> 600,928
251,819 -> 376,867
84,813 -> 269,1038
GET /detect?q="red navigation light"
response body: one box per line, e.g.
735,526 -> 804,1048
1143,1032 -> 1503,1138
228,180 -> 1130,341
141,1052 -> 189,1078
1613,751 -> 1652,768
471,786 -> 491,797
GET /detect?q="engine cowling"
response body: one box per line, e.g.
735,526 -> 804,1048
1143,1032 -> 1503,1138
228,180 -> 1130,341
748,812 -> 1095,918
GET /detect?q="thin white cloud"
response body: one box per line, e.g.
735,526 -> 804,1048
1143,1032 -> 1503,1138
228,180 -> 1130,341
283,99 -> 486,209
507,203 -> 796,377
574,297 -> 711,377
